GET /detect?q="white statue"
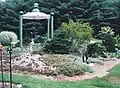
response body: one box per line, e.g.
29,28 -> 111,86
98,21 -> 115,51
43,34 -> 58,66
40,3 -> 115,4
29,39 -> 35,53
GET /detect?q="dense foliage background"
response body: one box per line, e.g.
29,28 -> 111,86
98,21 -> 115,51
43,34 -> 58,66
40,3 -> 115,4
0,0 -> 120,35
0,0 -> 120,53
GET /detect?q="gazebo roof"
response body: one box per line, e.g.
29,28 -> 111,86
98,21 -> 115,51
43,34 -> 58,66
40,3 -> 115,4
22,12 -> 50,20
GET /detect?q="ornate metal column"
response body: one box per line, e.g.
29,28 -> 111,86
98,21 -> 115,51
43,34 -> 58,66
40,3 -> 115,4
50,12 -> 54,38
47,18 -> 50,40
0,45 -> 4,88
19,11 -> 23,48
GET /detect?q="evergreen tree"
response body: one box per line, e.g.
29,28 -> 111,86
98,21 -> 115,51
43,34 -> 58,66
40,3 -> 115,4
0,0 -> 119,40
111,0 -> 120,34
44,29 -> 73,54
82,0 -> 118,35
98,26 -> 116,52
0,1 -> 20,34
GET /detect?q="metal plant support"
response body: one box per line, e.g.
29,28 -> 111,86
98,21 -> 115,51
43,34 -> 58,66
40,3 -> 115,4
8,45 -> 13,88
0,45 -> 13,88
0,45 -> 4,88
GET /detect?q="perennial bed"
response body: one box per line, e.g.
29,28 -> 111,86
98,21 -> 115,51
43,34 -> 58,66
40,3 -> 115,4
1,53 -> 93,77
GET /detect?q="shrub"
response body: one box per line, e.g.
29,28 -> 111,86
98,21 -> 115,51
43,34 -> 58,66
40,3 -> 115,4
98,26 -> 116,52
44,29 -> 73,54
117,53 -> 120,58
114,35 -> 120,49
87,42 -> 107,58
43,54 -> 94,76
0,31 -> 18,46
111,51 -> 120,58
60,19 -> 92,44
44,20 -> 93,54
34,35 -> 47,44
61,20 -> 93,55
56,62 -> 94,76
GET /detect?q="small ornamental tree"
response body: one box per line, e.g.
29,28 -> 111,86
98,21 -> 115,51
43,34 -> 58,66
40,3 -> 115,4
60,20 -> 93,54
87,42 -> 107,58
44,20 -> 93,54
60,20 -> 92,45
98,26 -> 116,52
0,31 -> 18,46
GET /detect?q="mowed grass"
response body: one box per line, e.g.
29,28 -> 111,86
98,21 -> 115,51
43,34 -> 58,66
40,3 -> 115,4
108,64 -> 120,77
0,64 -> 120,88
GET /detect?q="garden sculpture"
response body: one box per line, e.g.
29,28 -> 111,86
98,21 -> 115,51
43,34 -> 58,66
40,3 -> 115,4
29,39 -> 35,53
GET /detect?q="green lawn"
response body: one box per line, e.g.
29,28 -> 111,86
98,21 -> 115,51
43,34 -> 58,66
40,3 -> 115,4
108,64 -> 120,77
0,64 -> 120,88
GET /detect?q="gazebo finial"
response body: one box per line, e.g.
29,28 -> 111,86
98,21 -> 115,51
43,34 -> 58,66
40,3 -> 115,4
32,3 -> 40,12
34,3 -> 39,8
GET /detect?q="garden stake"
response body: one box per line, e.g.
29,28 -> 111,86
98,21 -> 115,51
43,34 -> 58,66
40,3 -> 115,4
0,45 -> 4,88
9,45 -> 12,88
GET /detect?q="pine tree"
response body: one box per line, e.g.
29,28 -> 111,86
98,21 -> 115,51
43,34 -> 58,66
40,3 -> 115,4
111,0 -> 120,34
0,1 -> 21,33
44,29 -> 73,54
0,0 -> 119,39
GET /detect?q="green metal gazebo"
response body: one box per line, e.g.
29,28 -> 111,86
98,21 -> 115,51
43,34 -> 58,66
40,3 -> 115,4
19,3 -> 54,48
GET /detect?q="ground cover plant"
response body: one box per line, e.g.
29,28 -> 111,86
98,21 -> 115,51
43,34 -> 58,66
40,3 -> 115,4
43,54 -> 94,76
0,64 -> 120,88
